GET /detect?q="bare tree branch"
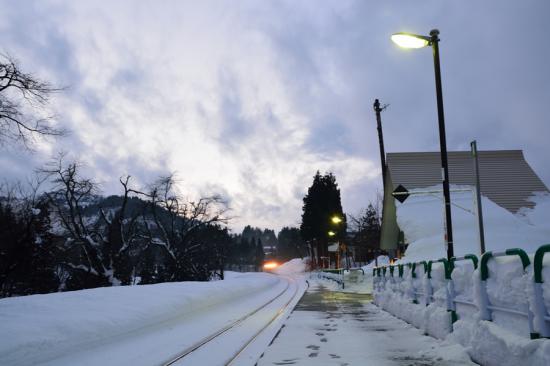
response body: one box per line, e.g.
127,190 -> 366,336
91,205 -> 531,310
0,54 -> 66,149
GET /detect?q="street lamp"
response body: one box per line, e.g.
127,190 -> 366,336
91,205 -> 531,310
328,230 -> 336,237
391,29 -> 454,259
331,215 -> 343,224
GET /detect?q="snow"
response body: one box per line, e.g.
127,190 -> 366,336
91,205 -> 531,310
307,256 -> 391,295
448,320 -> 550,366
0,272 -> 294,366
358,189 -> 550,365
273,258 -> 308,275
361,255 -> 390,271
451,260 -> 477,321
518,191 -> 550,227
314,270 -> 373,295
397,186 -> 550,262
176,275 -> 307,366
373,252 -> 550,365
258,278 -> 475,365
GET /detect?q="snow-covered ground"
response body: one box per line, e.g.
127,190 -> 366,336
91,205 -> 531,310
258,278 -> 475,365
0,270 -> 306,366
398,186 -> 550,262
10,251 -> 550,365
273,258 -> 308,275
314,270 -> 372,294
371,186 -> 550,364
374,257 -> 550,365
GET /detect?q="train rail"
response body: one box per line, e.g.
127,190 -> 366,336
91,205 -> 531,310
161,276 -> 304,366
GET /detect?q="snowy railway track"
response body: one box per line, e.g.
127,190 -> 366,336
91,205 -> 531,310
162,276 -> 303,366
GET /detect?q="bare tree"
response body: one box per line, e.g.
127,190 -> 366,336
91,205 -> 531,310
41,157 -> 149,287
0,54 -> 65,148
145,175 -> 230,280
99,175 -> 146,285
40,155 -> 110,288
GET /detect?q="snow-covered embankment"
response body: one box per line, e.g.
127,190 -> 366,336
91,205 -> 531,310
0,272 -> 279,365
374,190 -> 550,366
375,256 -> 550,365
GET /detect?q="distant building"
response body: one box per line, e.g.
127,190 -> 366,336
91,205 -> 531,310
380,150 -> 549,256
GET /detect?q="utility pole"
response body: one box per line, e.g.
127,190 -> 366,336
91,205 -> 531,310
373,99 -> 388,261
471,140 -> 486,255
374,99 -> 388,189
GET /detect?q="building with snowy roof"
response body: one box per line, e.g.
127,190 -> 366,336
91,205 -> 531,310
380,150 -> 549,258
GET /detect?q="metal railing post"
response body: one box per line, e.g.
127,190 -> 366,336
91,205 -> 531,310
533,244 -> 550,338
479,248 -> 535,338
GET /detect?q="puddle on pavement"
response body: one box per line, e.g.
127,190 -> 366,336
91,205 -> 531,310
294,285 -> 372,312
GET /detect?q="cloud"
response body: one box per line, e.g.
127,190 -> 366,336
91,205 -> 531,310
0,0 -> 549,232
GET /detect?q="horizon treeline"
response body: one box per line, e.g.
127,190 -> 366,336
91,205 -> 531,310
0,158 -> 306,298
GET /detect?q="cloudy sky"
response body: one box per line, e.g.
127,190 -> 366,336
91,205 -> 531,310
1,1 -> 549,232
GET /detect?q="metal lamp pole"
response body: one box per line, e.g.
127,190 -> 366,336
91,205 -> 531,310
391,29 -> 454,259
430,29 -> 454,259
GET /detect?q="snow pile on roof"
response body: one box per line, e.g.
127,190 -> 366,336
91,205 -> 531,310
518,191 -> 550,227
398,186 -> 550,262
274,258 -> 308,275
0,273 -> 278,365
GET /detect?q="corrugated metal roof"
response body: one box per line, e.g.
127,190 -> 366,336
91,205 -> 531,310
386,150 -> 548,213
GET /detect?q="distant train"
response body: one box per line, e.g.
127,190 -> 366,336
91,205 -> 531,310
262,260 -> 279,271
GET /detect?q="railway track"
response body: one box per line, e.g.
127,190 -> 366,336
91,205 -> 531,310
161,276 -> 304,366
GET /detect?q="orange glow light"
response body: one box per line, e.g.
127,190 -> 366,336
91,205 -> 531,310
263,261 -> 279,270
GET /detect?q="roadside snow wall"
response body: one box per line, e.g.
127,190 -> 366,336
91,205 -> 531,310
373,248 -> 550,366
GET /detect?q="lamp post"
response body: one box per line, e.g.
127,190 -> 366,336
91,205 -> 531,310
329,215 -> 349,269
391,29 -> 454,259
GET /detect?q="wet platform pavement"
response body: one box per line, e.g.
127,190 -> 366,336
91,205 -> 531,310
255,281 -> 476,366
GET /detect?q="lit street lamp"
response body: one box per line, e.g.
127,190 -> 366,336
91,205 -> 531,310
329,214 -> 350,269
391,29 -> 454,259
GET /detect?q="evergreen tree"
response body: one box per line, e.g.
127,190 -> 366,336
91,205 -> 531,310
277,227 -> 305,260
300,171 -> 346,267
0,200 -> 59,297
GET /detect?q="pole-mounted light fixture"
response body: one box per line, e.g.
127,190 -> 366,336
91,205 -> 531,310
328,230 -> 336,237
390,29 -> 455,260
391,32 -> 430,49
331,216 -> 343,224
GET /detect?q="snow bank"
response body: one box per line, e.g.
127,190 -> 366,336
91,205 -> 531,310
373,187 -> 550,364
374,255 -> 550,366
449,320 -> 550,366
398,187 -> 550,262
344,256 -> 389,294
0,273 -> 278,364
273,258 -> 308,275
361,255 -> 390,272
